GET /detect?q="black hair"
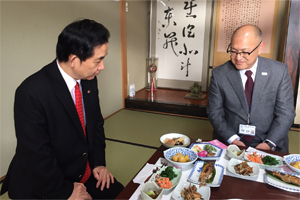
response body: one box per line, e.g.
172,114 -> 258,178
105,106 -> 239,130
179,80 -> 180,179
56,19 -> 110,62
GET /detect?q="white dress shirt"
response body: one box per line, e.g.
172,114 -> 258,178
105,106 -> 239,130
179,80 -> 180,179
56,60 -> 86,124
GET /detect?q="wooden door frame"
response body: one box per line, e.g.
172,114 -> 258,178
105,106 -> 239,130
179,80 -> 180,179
120,0 -> 128,108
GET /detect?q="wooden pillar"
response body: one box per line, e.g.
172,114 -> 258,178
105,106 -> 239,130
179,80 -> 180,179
120,0 -> 128,108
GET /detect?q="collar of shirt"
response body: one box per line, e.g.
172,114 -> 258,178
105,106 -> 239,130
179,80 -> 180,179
56,59 -> 81,104
239,58 -> 258,89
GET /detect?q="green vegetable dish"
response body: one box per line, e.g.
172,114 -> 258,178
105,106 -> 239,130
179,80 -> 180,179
262,155 -> 279,166
160,166 -> 178,180
204,144 -> 217,152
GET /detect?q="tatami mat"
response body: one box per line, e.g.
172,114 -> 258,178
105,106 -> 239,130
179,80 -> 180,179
104,109 -> 214,147
105,140 -> 156,186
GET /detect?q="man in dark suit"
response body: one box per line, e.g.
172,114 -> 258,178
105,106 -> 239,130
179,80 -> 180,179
207,24 -> 295,153
0,19 -> 123,199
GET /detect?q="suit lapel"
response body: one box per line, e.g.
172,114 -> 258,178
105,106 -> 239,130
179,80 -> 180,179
251,57 -> 270,114
46,60 -> 86,139
226,64 -> 249,113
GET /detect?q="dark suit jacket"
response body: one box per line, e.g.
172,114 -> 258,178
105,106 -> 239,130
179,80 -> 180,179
1,60 -> 106,198
207,56 -> 295,152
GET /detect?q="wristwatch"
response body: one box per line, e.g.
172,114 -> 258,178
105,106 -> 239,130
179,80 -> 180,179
264,140 -> 276,151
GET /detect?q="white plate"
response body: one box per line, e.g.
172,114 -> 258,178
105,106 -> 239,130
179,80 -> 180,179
188,161 -> 224,187
160,133 -> 191,148
227,158 -> 259,180
283,154 -> 300,174
149,166 -> 182,191
244,152 -> 283,169
264,168 -> 300,193
189,143 -> 223,160
172,181 -> 211,200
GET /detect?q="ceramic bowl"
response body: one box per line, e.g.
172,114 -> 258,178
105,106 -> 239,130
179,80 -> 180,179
140,181 -> 163,200
226,145 -> 245,160
284,154 -> 300,174
163,147 -> 198,169
160,133 -> 191,148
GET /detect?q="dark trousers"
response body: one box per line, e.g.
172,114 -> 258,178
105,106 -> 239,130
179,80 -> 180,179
84,176 -> 124,199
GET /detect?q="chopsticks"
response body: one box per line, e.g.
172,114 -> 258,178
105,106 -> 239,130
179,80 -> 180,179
144,162 -> 168,183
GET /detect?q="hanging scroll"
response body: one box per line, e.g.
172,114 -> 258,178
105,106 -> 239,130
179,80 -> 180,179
155,0 -> 210,86
213,0 -> 279,68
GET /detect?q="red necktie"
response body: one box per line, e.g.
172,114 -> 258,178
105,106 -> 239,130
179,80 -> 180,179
245,70 -> 254,107
75,82 -> 91,183
243,71 -> 254,142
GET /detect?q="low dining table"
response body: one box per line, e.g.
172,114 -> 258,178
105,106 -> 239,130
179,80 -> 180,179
116,139 -> 300,200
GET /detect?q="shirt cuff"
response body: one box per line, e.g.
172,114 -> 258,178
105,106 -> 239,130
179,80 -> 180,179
265,139 -> 276,148
227,135 -> 240,144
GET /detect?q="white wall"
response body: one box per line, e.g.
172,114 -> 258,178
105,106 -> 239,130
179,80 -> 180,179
0,1 -> 123,177
126,1 -> 150,92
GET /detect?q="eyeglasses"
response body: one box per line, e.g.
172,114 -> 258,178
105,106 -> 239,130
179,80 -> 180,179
227,41 -> 262,58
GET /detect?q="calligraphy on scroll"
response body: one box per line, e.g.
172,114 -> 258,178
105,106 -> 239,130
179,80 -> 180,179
156,0 -> 207,82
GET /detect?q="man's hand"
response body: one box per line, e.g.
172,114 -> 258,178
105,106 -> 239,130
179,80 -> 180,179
68,182 -> 92,200
231,139 -> 246,147
93,166 -> 114,191
256,142 -> 271,151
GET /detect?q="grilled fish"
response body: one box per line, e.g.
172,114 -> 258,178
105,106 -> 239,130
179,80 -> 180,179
199,163 -> 214,187
265,169 -> 300,186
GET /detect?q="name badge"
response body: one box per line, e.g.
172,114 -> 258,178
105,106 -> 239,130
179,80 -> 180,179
239,124 -> 256,136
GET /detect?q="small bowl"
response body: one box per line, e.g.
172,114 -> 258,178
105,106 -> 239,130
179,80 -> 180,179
163,147 -> 198,169
284,154 -> 300,174
160,133 -> 191,148
226,145 -> 245,160
141,182 -> 163,200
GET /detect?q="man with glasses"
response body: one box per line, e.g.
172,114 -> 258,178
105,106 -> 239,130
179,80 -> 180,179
207,24 -> 295,152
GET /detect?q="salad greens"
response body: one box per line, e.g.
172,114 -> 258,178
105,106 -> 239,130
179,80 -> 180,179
262,155 -> 279,165
160,166 -> 178,180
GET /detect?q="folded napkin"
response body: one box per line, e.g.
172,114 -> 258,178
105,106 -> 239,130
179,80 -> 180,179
133,163 -> 157,184
207,139 -> 228,149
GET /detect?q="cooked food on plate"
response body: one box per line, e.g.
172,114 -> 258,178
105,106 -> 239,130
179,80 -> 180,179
261,155 -> 280,166
146,190 -> 160,199
193,144 -> 217,158
160,166 -> 178,180
234,161 -> 253,176
246,152 -> 280,165
164,137 -> 185,146
155,177 -> 173,189
171,152 -> 191,163
246,152 -> 263,164
181,184 -> 202,200
232,150 -> 243,156
291,161 -> 300,169
265,169 -> 300,187
199,162 -> 215,187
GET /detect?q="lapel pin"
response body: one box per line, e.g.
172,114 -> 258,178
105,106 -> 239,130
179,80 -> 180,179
87,90 -> 91,94
262,72 -> 268,76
